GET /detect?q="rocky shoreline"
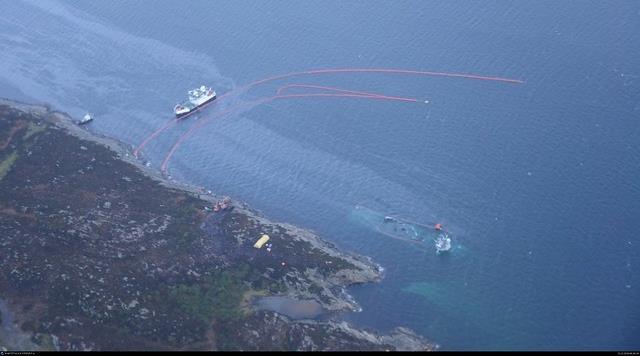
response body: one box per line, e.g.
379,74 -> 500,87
0,98 -> 436,351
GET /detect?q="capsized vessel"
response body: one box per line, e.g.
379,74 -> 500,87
351,205 -> 452,252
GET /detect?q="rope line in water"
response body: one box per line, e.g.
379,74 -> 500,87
133,67 -> 523,157
160,90 -> 420,173
275,83 -> 412,99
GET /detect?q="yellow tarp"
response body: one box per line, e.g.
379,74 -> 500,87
253,234 -> 270,249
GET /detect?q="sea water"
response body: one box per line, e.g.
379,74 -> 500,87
1,0 -> 638,350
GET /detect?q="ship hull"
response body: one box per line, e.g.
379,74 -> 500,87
350,205 -> 446,249
175,93 -> 217,119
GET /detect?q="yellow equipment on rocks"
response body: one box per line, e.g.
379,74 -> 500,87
253,234 -> 270,249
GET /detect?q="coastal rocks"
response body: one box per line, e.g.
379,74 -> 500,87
380,327 -> 440,351
0,99 -> 436,351
223,208 -> 381,312
325,322 -> 437,351
226,311 -> 435,351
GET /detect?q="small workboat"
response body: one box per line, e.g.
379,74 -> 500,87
79,113 -> 93,125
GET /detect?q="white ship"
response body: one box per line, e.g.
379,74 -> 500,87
173,85 -> 217,118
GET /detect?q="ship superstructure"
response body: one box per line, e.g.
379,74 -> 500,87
174,85 -> 216,118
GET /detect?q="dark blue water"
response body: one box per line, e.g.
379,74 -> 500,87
1,0 -> 638,350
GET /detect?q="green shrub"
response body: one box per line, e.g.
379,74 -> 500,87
168,269 -> 248,325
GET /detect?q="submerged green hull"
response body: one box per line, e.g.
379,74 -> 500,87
350,205 -> 447,248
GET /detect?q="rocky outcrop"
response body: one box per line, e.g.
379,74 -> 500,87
0,98 -> 436,351
225,311 -> 436,351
